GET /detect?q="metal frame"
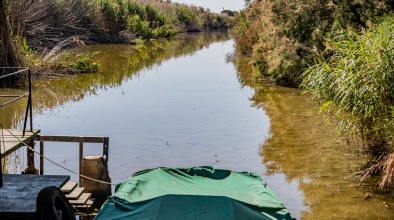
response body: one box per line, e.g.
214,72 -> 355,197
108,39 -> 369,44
0,67 -> 33,135
35,135 -> 109,184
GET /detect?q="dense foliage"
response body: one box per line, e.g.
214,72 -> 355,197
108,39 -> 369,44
234,0 -> 394,86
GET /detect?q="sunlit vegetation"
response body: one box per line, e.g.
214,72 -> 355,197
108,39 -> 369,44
54,52 -> 101,74
8,0 -> 231,47
100,0 -> 232,39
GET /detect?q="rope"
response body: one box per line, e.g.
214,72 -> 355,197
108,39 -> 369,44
0,124 -> 115,185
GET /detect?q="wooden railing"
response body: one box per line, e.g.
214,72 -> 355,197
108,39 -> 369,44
35,135 -> 109,183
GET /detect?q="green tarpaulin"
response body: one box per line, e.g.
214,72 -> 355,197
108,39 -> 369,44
94,167 -> 295,220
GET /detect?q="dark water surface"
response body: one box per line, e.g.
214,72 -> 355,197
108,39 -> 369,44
1,32 -> 393,219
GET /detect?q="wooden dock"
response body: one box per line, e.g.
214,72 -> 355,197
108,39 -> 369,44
0,174 -> 69,218
0,129 -> 40,159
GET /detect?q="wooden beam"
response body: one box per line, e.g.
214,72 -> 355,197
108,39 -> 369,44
35,134 -> 109,175
36,135 -> 107,143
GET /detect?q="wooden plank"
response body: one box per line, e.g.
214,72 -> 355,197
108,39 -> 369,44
36,135 -> 107,143
74,198 -> 98,216
0,174 -> 70,218
0,129 -> 40,159
79,140 -> 83,185
69,193 -> 91,205
66,187 -> 85,199
61,181 -> 78,194
74,198 -> 95,209
76,212 -> 98,218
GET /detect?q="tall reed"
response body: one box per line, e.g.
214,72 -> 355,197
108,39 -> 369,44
302,17 -> 394,189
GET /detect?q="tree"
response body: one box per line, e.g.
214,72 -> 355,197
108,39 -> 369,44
0,0 -> 21,75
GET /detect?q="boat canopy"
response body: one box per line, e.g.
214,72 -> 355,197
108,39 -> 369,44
94,167 -> 295,220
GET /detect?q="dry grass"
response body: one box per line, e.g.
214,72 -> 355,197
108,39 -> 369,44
379,152 -> 394,189
358,152 -> 394,190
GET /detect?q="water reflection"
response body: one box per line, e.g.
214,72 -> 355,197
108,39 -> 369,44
1,32 -> 230,129
0,87 -> 29,128
234,57 -> 394,219
29,37 -> 271,198
1,31 -> 232,175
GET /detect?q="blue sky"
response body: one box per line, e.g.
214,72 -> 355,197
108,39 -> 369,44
171,0 -> 245,13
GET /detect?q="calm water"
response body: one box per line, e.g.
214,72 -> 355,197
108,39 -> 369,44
1,32 -> 393,219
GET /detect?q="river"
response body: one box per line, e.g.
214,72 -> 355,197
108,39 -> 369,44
1,31 -> 393,219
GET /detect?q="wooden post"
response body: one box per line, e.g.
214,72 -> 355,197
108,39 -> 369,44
39,140 -> 44,175
103,137 -> 109,162
0,143 -> 2,188
81,156 -> 111,209
22,140 -> 37,174
79,137 -> 83,185
28,69 -> 33,132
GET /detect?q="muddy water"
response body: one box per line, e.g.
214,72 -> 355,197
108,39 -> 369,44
1,31 -> 393,219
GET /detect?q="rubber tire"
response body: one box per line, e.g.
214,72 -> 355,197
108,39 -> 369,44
36,186 -> 76,220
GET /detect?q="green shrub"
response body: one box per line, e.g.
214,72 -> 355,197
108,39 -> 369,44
55,52 -> 100,73
72,53 -> 100,73
127,2 -> 145,18
152,26 -> 177,38
176,8 -> 196,26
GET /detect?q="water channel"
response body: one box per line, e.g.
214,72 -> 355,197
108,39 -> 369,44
1,31 -> 393,219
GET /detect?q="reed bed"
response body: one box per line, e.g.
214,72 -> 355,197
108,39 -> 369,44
302,17 -> 394,189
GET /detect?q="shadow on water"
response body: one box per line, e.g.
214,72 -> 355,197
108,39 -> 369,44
233,56 -> 394,219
